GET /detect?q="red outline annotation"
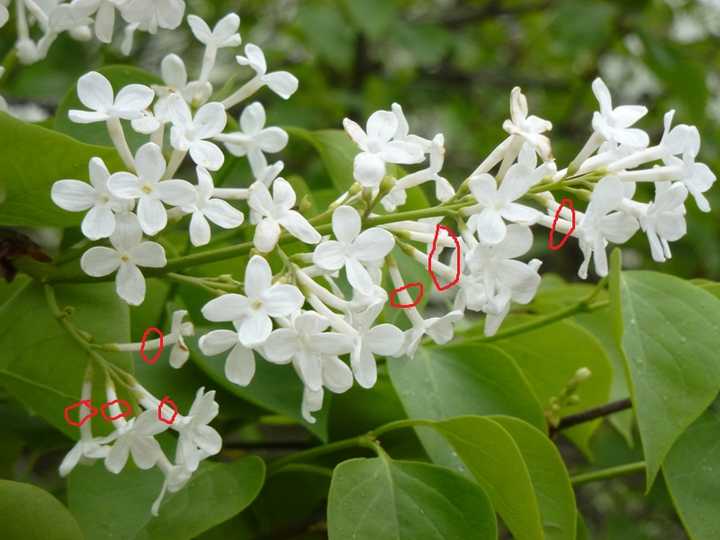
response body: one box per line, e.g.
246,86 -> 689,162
158,396 -> 178,425
428,224 -> 462,291
548,198 -> 576,251
63,400 -> 98,427
140,326 -> 164,365
100,399 -> 133,422
389,282 -> 425,308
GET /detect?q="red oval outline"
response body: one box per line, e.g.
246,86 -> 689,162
157,396 -> 178,425
64,400 -> 98,427
428,224 -> 462,291
140,327 -> 164,365
389,282 -> 424,309
100,399 -> 133,422
548,197 -> 576,251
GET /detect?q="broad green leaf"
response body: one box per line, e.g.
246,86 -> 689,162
610,249 -> 720,488
388,344 -> 545,470
664,399 -> 720,540
0,281 -> 131,439
494,318 -> 612,456
189,332 -> 329,440
327,457 -> 496,540
68,456 -> 265,540
0,479 -> 83,540
0,112 -> 121,227
428,416 -> 543,540
54,65 -> 161,150
492,416 -> 577,540
286,127 -> 355,192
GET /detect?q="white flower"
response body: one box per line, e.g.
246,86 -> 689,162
151,459 -> 193,516
216,102 -> 289,177
300,354 -> 354,424
199,323 -> 256,386
80,213 -> 166,305
263,311 -> 354,393
201,255 -> 304,346
343,109 -> 425,188
108,143 -> 196,235
120,0 -> 185,33
236,43 -> 299,99
104,409 -> 168,474
71,0 -> 125,43
660,110 -> 699,161
464,224 -> 542,336
391,102 -> 432,151
313,206 -> 394,293
576,176 -> 640,279
249,178 -> 321,252
672,143 -> 716,213
641,182 -> 688,263
168,310 -> 195,369
188,13 -> 241,48
348,301 -> 404,388
591,77 -> 649,149
59,434 -> 112,477
404,311 -> 464,358
154,53 -> 211,109
502,87 -> 553,161
166,95 -> 227,171
51,157 -> 133,240
69,71 -> 154,124
174,388 -> 222,472
466,144 -> 551,244
182,166 -> 244,246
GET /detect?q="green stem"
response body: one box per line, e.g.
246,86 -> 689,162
571,461 -> 645,486
166,272 -> 229,296
0,48 -> 18,87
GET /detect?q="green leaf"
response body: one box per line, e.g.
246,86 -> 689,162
327,456 -> 496,540
189,332 -> 329,440
0,112 -> 121,227
663,399 -> 720,540
54,65 -> 161,150
493,318 -> 612,456
428,416 -> 544,540
610,249 -> 720,488
388,344 -> 545,470
492,416 -> 577,540
68,456 -> 265,540
286,127 -> 356,193
0,281 -> 131,439
0,479 -> 83,540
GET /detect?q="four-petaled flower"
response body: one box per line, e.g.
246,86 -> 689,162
174,388 -> 222,472
502,86 -> 553,161
167,95 -> 227,171
69,71 -> 154,124
235,43 -> 299,100
104,409 -> 168,474
591,77 -> 649,149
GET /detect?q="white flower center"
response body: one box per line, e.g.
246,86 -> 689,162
120,254 -> 130,263
141,183 -> 154,194
251,299 -> 263,311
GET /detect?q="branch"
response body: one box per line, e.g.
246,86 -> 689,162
550,398 -> 633,436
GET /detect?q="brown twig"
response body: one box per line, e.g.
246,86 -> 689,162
551,398 -> 633,436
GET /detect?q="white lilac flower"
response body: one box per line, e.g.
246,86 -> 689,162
502,87 -> 553,161
641,182 -> 688,262
348,301 -> 404,388
199,323 -> 256,386
182,166 -> 244,247
166,95 -> 227,171
174,388 -> 222,472
215,102 -> 289,177
69,71 -> 154,123
104,409 -> 168,474
248,178 -> 321,252
404,311 -> 464,358
51,157 -> 133,240
80,213 -> 166,305
263,311 -> 355,393
152,457 -> 193,516
466,144 -> 551,244
391,102 -> 432,151
154,53 -> 211,110
313,206 -> 394,293
576,176 -> 640,279
120,0 -> 185,34
234,43 -> 299,99
168,310 -> 195,369
343,109 -> 425,188
187,13 -> 242,82
201,255 -> 304,346
108,142 -> 196,235
591,77 -> 649,149
300,355 -> 354,424
671,143 -> 716,213
464,224 -> 543,336
71,0 -> 125,43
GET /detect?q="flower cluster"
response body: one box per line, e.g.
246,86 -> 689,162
50,10 -> 716,517
0,0 -> 187,64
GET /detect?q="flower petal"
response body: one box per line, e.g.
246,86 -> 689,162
116,262 -> 146,305
199,329 -> 239,355
77,71 -> 113,112
345,257 -> 374,293
332,205 -> 361,244
353,227 -> 394,261
474,208 -> 506,245
366,110 -> 397,142
240,102 -> 265,134
161,53 -> 188,88
353,152 -> 386,188
225,343 -> 255,386
189,211 -> 211,246
367,323 -> 404,356
135,142 -> 166,183
155,179 -> 197,206
263,328 -> 297,364
323,356 -> 353,393
82,206 -> 116,240
280,211 -> 321,245
237,312 -> 272,346
190,140 -> 225,171
114,84 -> 155,117
201,293 -> 249,322
203,199 -> 244,228
254,218 -> 281,252
129,241 -> 166,268
193,102 -> 227,139
81,246 -> 121,277
262,284 -> 304,317
108,172 -> 142,199
51,180 -> 96,212
244,254 -> 272,293
312,241 -> 345,271
137,197 -> 168,236
263,71 -> 298,99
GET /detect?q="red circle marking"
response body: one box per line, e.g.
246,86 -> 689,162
100,399 -> 133,422
140,327 -> 164,365
64,400 -> 98,427
157,396 -> 178,425
389,282 -> 425,309
548,198 -> 576,251
428,224 -> 462,291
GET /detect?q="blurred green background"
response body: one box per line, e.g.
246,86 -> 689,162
1,1 -> 718,538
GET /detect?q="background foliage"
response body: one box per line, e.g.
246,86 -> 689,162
1,1 -> 719,539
